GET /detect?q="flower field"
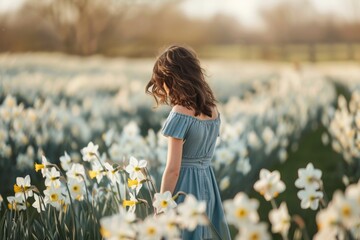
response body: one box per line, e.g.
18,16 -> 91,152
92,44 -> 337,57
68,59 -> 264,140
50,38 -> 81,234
0,53 -> 359,239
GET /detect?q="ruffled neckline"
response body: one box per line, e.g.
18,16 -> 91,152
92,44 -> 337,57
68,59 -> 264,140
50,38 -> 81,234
170,110 -> 220,123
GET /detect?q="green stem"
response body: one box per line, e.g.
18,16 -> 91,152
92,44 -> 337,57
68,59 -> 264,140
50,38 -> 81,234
23,190 -> 30,240
270,198 -> 278,209
144,167 -> 158,193
37,194 -> 53,240
53,164 -> 77,240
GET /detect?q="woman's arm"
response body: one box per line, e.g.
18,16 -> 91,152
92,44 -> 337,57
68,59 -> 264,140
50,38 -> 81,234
160,137 -> 183,195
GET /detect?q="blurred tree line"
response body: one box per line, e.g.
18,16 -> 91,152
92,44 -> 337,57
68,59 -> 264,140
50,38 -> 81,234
0,0 -> 359,57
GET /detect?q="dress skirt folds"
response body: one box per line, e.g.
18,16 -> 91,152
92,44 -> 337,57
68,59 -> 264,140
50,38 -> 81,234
161,111 -> 231,240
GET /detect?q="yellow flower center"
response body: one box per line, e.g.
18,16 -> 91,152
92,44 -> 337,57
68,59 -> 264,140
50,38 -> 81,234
8,203 -> 15,210
100,227 -> 111,238
147,227 -> 156,235
191,210 -> 198,216
250,232 -> 259,240
342,205 -> 351,217
236,208 -> 247,218
167,222 -> 176,229
72,185 -> 79,192
35,163 -> 44,172
128,179 -> 139,187
161,200 -> 168,208
89,170 -> 98,179
134,167 -> 141,171
50,194 -> 59,202
123,200 -> 136,207
14,184 -> 23,193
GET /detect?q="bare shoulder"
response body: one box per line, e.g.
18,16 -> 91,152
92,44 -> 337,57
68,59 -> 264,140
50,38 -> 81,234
172,105 -> 194,116
211,105 -> 219,118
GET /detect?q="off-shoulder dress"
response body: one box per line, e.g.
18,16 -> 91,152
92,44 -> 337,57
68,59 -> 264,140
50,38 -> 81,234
161,110 -> 231,240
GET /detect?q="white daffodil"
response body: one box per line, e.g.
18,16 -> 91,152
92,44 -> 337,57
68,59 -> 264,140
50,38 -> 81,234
102,128 -> 116,147
236,157 -> 251,175
156,209 -> 181,239
177,194 -> 208,231
100,207 -> 136,240
215,147 -> 235,166
137,216 -> 165,240
128,177 -> 143,195
45,167 -> 61,188
123,121 -> 140,139
316,205 -> 340,234
247,131 -> 261,150
80,141 -> 99,162
220,176 -> 230,190
7,195 -> 26,211
224,192 -> 259,226
35,155 -> 51,177
153,191 -> 177,214
59,151 -> 72,171
295,163 -> 322,190
44,186 -> 65,210
125,156 -> 147,180
297,187 -> 323,210
236,222 -> 271,240
313,228 -> 344,240
66,163 -> 86,182
14,175 -> 33,200
254,169 -> 286,201
332,190 -> 359,229
269,202 -> 291,236
345,180 -> 360,205
108,143 -> 123,162
89,160 -> 107,184
122,192 -> 138,213
68,178 -> 86,201
314,206 -> 345,240
32,194 -> 46,213
104,162 -> 121,185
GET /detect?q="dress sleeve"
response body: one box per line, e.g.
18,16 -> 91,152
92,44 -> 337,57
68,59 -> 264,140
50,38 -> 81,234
161,112 -> 191,140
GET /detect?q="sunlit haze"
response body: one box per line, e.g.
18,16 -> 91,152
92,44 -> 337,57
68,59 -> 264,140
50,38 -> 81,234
0,0 -> 357,29
180,0 -> 358,29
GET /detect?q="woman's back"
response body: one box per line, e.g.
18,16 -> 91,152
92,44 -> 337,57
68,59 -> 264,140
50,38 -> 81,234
162,106 -> 220,161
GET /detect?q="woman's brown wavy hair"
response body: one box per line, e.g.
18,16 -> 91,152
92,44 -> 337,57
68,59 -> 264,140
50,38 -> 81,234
145,45 -> 217,117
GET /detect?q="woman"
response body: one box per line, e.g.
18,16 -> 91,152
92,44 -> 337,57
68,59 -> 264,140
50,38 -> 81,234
146,45 -> 231,240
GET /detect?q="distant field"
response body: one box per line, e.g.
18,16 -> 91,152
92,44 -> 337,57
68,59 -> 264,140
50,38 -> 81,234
108,43 -> 360,61
197,43 -> 360,62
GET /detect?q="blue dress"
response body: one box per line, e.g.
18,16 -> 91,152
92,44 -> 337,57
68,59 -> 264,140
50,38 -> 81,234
161,110 -> 231,240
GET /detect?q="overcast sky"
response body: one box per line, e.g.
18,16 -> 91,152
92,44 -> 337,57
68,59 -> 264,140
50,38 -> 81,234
0,0 -> 357,29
